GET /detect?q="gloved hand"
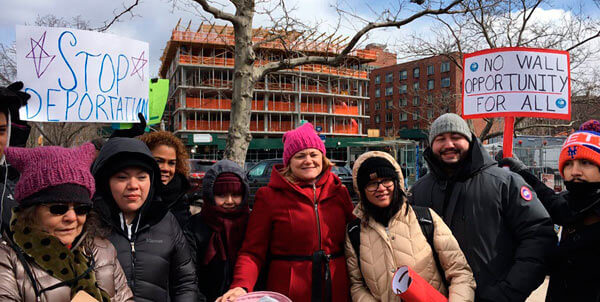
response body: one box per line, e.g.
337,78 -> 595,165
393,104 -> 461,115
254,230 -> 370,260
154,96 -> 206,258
497,157 -> 528,173
0,81 -> 31,122
109,113 -> 147,138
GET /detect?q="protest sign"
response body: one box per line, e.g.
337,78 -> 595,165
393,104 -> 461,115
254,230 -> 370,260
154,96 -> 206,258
16,25 -> 149,123
112,78 -> 169,130
463,47 -> 570,119
462,47 -> 570,157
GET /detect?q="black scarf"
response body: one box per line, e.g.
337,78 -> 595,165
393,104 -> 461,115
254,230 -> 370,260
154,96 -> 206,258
162,173 -> 188,205
564,181 -> 600,215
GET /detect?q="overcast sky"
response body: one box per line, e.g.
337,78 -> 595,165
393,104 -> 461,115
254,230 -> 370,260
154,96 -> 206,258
1,0 -> 598,78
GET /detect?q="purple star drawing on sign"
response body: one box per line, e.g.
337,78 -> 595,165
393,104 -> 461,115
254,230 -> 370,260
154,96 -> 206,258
25,31 -> 56,78
131,51 -> 148,80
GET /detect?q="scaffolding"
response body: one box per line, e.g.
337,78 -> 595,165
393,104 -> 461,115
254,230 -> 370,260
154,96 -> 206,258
160,22 -> 374,138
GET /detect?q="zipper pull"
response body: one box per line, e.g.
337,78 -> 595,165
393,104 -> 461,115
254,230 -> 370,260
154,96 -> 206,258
130,241 -> 135,253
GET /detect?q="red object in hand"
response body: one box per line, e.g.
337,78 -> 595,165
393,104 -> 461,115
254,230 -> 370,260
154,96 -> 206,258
391,266 -> 448,302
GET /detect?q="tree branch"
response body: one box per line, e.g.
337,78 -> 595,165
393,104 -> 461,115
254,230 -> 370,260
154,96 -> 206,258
31,123 -> 57,146
257,0 -> 464,78
96,0 -> 141,32
193,0 -> 240,24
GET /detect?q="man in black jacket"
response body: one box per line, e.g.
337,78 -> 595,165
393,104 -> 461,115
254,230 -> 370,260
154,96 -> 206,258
409,113 -> 556,301
500,119 -> 600,301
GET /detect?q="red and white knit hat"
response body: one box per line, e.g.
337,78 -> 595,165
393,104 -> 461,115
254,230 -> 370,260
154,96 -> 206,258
558,120 -> 600,177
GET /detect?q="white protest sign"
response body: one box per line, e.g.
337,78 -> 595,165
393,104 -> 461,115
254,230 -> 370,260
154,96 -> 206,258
16,25 -> 149,123
462,47 -> 570,119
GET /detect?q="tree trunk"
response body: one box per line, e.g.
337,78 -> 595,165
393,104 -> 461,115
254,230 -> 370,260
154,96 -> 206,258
223,3 -> 255,167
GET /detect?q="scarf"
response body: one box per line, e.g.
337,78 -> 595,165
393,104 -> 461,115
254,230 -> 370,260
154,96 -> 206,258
199,202 -> 250,265
162,173 -> 188,205
9,210 -> 110,301
564,181 -> 600,215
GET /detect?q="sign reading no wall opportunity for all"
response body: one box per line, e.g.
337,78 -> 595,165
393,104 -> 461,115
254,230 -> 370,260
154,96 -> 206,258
462,47 -> 570,120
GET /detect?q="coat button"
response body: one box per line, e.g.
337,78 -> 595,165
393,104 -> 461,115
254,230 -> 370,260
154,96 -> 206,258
391,236 -> 395,240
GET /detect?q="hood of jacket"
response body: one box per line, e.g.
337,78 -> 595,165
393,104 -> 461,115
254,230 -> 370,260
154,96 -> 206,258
91,137 -> 167,230
424,133 -> 496,181
202,159 -> 250,206
351,151 -> 404,201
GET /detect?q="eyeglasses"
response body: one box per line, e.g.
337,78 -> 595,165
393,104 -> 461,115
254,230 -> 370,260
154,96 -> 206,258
365,179 -> 394,192
43,204 -> 92,216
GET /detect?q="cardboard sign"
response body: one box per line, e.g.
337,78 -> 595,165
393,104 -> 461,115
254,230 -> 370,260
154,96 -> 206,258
462,47 -> 570,119
16,25 -> 149,123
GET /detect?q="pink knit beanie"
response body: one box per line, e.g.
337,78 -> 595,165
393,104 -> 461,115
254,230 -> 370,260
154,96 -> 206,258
282,122 -> 326,166
6,142 -> 97,206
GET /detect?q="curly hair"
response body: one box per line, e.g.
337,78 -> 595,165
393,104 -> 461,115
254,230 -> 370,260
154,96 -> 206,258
139,131 -> 190,175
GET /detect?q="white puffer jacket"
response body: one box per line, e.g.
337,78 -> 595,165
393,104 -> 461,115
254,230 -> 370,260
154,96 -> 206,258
345,151 -> 475,301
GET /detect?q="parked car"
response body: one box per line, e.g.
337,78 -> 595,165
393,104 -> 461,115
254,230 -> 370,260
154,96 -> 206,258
246,158 -> 357,207
188,159 -> 217,202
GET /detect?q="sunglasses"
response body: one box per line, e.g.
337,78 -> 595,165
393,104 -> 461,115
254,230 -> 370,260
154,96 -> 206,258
43,204 -> 92,216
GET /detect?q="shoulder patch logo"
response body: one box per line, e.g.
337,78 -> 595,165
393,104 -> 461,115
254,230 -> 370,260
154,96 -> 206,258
520,186 -> 533,201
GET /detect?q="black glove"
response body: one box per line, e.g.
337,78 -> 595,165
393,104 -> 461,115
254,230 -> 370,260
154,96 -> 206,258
497,157 -> 528,173
109,113 -> 147,138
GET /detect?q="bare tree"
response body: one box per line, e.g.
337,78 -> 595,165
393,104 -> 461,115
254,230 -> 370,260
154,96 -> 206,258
157,0 -> 463,166
403,0 -> 600,140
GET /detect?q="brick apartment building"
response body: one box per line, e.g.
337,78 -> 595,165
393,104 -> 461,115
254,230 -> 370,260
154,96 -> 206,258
367,54 -> 503,144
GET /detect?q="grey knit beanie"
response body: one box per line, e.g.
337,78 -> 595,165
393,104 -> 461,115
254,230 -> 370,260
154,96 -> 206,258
428,113 -> 472,144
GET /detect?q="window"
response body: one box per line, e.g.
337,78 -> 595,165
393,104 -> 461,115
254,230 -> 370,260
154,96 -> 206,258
413,96 -> 419,106
248,162 -> 268,177
399,70 -> 408,80
399,84 -> 407,94
441,61 -> 450,73
386,127 -> 394,136
386,100 -> 394,109
375,115 -> 380,123
375,75 -> 381,84
413,82 -> 419,92
427,94 -> 433,104
386,112 -> 393,122
365,102 -> 369,111
427,79 -> 434,90
385,72 -> 393,83
400,113 -> 407,121
375,88 -> 380,98
385,86 -> 393,96
375,101 -> 381,110
413,67 -> 420,78
427,109 -> 434,119
413,112 -> 419,120
441,77 -> 451,88
399,98 -> 407,106
427,65 -> 434,75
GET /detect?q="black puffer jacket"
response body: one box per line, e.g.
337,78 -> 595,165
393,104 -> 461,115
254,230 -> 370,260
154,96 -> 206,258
92,138 -> 201,302
516,170 -> 600,301
409,135 -> 556,302
185,160 -> 250,302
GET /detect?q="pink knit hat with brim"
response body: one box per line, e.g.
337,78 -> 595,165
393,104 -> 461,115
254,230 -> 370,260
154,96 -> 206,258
282,122 -> 326,166
6,142 -> 97,206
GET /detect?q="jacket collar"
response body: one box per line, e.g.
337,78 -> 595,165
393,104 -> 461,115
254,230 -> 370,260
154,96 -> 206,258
268,164 -> 339,204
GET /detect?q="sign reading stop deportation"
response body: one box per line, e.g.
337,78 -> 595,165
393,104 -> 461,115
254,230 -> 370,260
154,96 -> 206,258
462,47 -> 570,119
16,25 -> 149,123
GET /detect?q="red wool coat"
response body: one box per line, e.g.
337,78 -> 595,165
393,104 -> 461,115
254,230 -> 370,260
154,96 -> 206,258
231,165 -> 355,302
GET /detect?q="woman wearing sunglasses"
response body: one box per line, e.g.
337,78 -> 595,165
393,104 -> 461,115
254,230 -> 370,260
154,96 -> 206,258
0,143 -> 134,302
345,151 -> 475,301
91,137 -> 200,302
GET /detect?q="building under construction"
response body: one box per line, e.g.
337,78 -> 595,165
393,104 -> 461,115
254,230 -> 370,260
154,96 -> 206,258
159,22 -> 381,161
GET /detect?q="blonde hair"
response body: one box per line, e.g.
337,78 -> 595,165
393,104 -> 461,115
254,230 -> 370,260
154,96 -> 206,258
280,156 -> 333,183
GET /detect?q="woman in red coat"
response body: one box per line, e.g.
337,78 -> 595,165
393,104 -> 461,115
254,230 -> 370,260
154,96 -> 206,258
218,123 -> 355,302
